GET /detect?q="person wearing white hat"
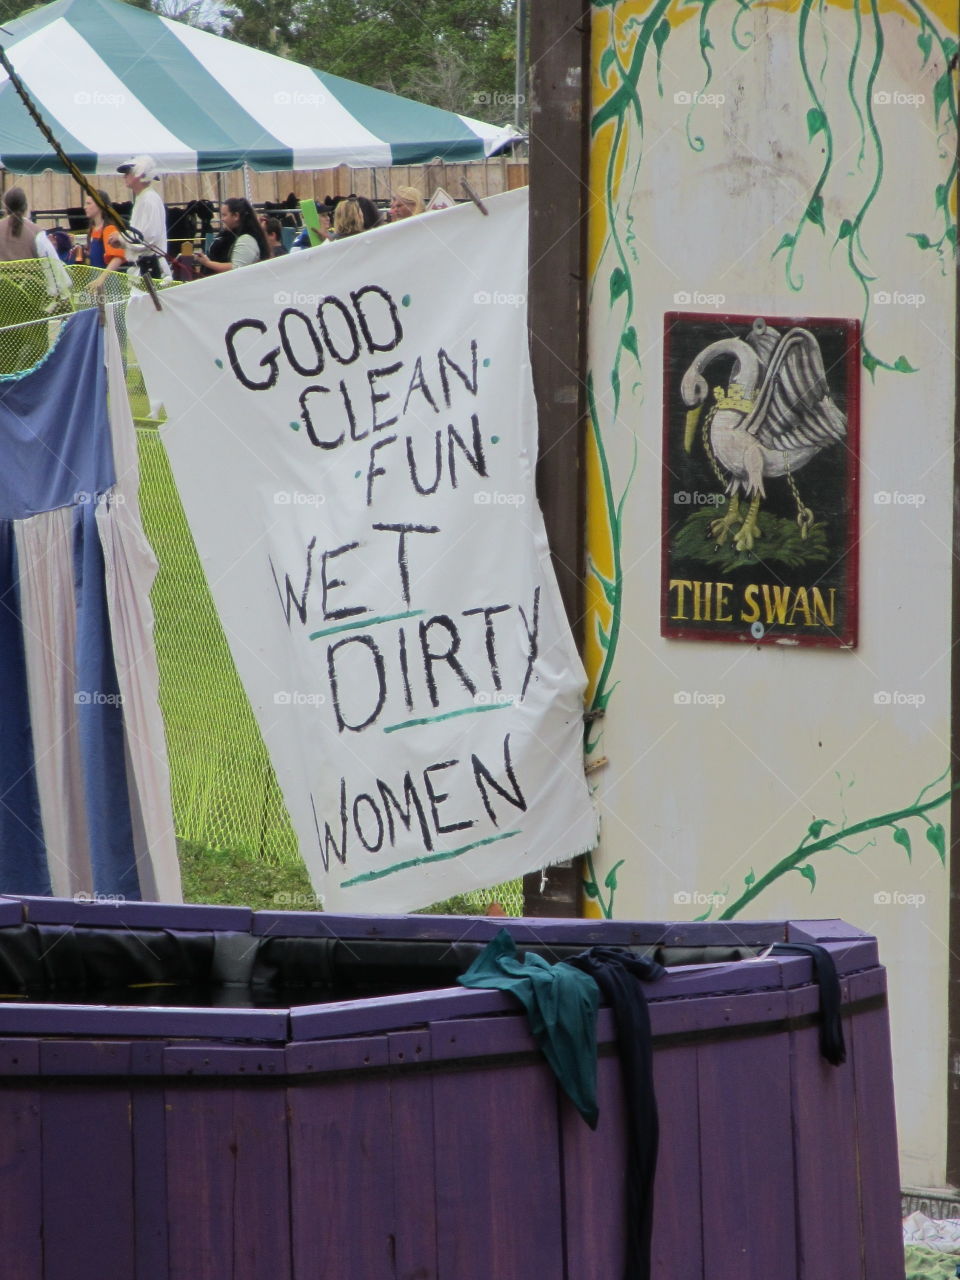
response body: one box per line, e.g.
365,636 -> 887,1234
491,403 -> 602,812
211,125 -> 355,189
115,154 -> 170,280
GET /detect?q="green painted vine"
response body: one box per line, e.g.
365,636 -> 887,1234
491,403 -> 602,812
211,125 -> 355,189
688,768 -> 953,921
592,0 -> 958,386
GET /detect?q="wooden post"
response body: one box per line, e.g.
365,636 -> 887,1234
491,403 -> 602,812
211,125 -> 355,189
523,0 -> 591,918
947,156 -> 960,1184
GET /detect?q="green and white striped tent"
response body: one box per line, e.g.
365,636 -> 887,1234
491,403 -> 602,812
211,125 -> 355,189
0,0 -> 518,173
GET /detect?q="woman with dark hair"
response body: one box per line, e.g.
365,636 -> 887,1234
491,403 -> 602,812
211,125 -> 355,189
195,198 -> 268,273
81,190 -> 125,272
0,187 -> 71,303
0,187 -> 56,262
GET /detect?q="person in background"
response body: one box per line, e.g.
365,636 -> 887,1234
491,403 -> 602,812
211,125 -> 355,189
389,186 -> 425,221
195,198 -> 268,272
0,187 -> 72,305
115,154 -> 171,279
290,203 -> 332,252
81,191 -> 125,273
261,216 -> 288,257
0,187 -> 55,261
330,197 -> 365,240
46,227 -> 74,263
354,195 -> 381,230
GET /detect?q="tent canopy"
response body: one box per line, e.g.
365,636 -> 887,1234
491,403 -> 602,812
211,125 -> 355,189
0,0 -> 517,174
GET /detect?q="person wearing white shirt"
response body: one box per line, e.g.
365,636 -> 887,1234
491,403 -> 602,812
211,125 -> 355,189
115,155 -> 171,280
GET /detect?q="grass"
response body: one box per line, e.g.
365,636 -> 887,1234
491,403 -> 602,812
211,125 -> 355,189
672,503 -> 831,571
178,840 -> 489,916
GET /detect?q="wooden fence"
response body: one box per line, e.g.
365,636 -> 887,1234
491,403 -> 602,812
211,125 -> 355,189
3,157 -> 528,220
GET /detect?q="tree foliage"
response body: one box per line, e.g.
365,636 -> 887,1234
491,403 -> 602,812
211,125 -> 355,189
221,0 -> 519,119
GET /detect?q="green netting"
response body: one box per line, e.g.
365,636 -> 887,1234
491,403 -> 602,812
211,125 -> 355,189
0,259 -> 524,914
136,428 -> 298,865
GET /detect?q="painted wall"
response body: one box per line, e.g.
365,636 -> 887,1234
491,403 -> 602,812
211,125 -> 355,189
586,0 -> 957,1187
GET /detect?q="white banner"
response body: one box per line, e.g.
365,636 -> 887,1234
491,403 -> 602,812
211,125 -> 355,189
129,189 -> 597,912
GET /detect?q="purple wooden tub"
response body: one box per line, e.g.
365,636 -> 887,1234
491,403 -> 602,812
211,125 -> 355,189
0,899 -> 901,1280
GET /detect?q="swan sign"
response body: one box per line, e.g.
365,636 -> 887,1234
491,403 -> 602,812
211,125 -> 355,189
129,188 -> 597,912
661,312 -> 860,648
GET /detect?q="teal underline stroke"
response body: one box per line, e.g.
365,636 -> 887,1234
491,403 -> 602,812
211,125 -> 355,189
340,830 -> 522,887
309,609 -> 424,641
383,702 -> 514,733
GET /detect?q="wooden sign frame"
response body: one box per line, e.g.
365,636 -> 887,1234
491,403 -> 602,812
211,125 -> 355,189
661,311 -> 860,649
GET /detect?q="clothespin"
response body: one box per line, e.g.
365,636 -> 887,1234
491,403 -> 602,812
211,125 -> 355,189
95,293 -> 106,327
460,179 -> 489,216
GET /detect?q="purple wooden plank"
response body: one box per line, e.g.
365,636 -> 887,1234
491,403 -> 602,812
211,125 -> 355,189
788,1003 -> 861,1278
292,957 -> 796,1046
288,1073 -> 396,1278
787,919 -> 869,943
40,1040 -> 132,1075
651,987 -> 790,1041
162,1046 -> 287,1077
430,1011 -> 537,1061
561,1051 -> 628,1277
232,1087 -> 293,1280
18,896 -> 252,931
0,1085 -> 42,1277
165,1088 -> 236,1279
388,1031 -> 438,1279
645,959 -> 783,1002
130,1042 -> 165,1076
132,1085 -> 169,1280
433,1059 -> 565,1278
0,898 -> 26,925
649,1044 -> 703,1278
849,969 -> 904,1280
285,1034 -> 389,1076
698,1032 -> 797,1277
41,1085 -> 135,1280
0,1003 -> 288,1041
290,985 -> 514,1041
253,911 -> 789,946
0,1038 -> 39,1075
